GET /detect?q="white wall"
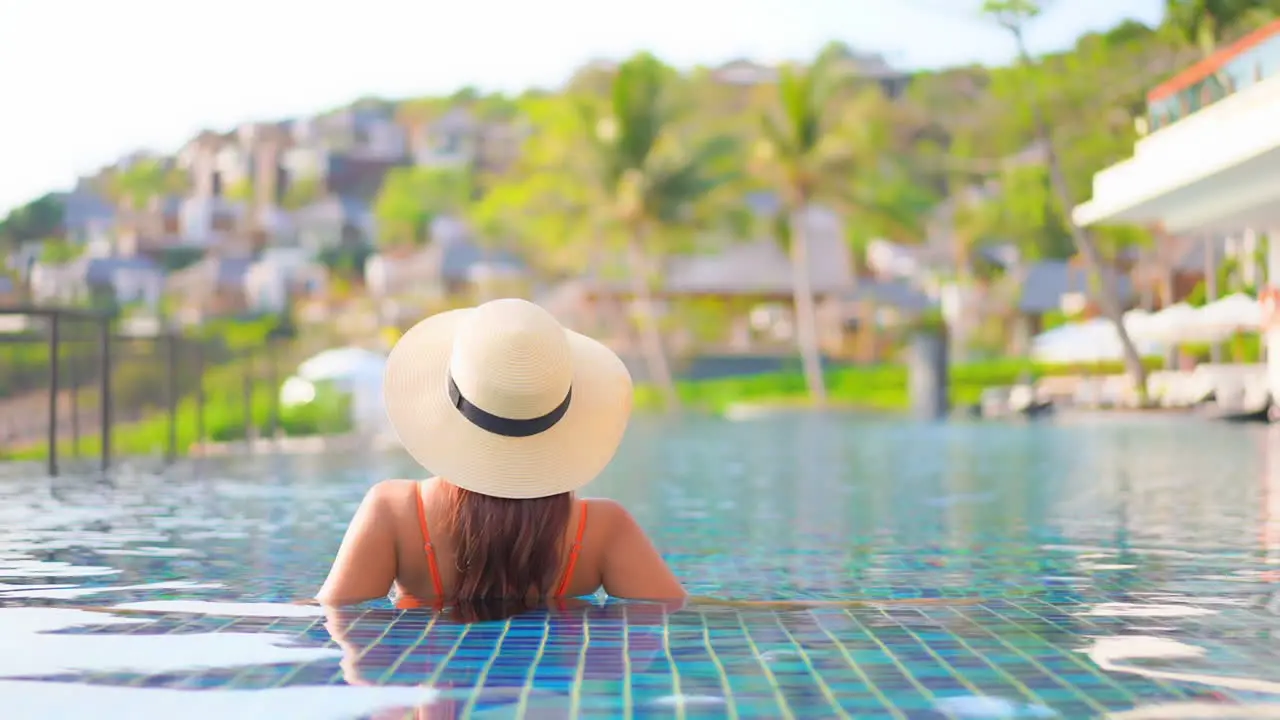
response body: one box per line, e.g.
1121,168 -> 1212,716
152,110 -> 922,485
28,264 -> 75,304
179,197 -> 241,245
245,254 -> 326,313
283,147 -> 327,180
1078,74 -> 1280,231
364,250 -> 443,300
215,146 -> 251,187
1268,231 -> 1280,402
112,268 -> 162,307
245,263 -> 288,313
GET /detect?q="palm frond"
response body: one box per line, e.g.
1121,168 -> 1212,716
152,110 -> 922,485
787,60 -> 836,155
645,135 -> 740,226
758,112 -> 798,162
574,99 -> 621,190
611,53 -> 669,172
772,209 -> 793,254
832,177 -> 933,244
757,57 -> 843,202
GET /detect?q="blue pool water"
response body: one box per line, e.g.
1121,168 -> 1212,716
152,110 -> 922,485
2,413 -> 1280,718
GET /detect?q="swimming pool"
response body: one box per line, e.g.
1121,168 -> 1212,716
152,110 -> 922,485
3,413 -> 1280,718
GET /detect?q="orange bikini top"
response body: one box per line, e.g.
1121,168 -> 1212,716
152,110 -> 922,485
411,485 -> 588,603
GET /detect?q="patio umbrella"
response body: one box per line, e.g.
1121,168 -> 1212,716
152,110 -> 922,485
296,347 -> 388,382
1193,293 -> 1261,334
1031,318 -> 1163,364
1121,308 -> 1155,336
1031,319 -> 1120,363
284,347 -> 391,435
1133,302 -> 1214,343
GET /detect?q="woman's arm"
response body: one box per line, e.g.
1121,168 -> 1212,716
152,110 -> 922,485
316,481 -> 399,606
599,501 -> 687,601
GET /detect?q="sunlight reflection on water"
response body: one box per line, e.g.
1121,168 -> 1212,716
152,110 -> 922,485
0,416 -> 1278,717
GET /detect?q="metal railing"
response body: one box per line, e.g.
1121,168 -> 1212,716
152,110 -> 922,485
0,306 -> 292,476
0,307 -> 110,475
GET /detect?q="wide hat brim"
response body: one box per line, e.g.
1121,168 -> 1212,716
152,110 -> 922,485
383,308 -> 633,499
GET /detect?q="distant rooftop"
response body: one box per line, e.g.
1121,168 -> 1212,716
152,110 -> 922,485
1010,259 -> 1134,315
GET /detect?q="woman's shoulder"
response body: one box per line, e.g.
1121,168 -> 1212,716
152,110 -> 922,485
581,497 -> 631,520
367,478 -> 435,497
580,498 -> 647,541
360,478 -> 437,515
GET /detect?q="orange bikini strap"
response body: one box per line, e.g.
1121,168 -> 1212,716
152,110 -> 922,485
555,501 -> 588,598
416,482 -> 445,599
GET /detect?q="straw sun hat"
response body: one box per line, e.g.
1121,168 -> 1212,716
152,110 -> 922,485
383,298 -> 634,499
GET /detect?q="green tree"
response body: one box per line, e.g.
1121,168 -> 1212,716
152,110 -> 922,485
1162,0 -> 1280,56
987,163 -> 1074,261
470,94 -> 650,360
228,175 -> 323,210
908,16 -> 1174,269
281,176 -> 323,210
469,95 -> 600,276
579,52 -> 739,411
0,194 -> 64,248
372,167 -> 473,248
984,0 -> 1150,401
38,238 -> 82,264
107,158 -> 187,212
225,178 -> 254,204
973,10 -> 1169,270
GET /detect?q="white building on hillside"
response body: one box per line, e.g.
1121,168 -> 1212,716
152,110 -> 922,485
1073,20 -> 1280,408
244,248 -> 328,314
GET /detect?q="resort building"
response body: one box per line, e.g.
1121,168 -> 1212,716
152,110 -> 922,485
1073,20 -> 1280,403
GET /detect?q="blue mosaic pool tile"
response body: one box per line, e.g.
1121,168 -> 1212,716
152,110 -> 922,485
5,555 -> 1280,717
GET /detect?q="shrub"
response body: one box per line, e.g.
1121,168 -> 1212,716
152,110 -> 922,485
279,381 -> 353,436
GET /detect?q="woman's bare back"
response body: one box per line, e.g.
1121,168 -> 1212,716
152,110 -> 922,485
317,479 -> 684,607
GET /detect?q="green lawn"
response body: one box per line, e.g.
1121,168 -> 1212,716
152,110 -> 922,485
633,357 -> 1161,413
3,354 -> 1155,462
0,328 -> 350,462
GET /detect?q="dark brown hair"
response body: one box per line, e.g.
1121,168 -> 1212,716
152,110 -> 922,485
443,483 -> 574,610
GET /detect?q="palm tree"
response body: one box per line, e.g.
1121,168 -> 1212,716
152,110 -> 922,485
984,0 -> 1151,402
579,53 -> 738,412
752,58 -> 844,405
753,54 -> 918,405
948,189 -> 1003,360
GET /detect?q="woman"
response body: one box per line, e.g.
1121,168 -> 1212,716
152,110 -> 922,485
317,298 -> 685,611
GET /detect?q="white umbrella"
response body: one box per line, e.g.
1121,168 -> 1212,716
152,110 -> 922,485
1135,302 -> 1206,343
297,347 -> 388,383
1031,319 -> 1120,363
1194,293 -> 1261,333
1032,318 -> 1164,363
286,347 -> 391,435
1122,308 -> 1156,336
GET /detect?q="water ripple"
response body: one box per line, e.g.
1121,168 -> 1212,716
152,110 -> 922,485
0,416 -> 1277,717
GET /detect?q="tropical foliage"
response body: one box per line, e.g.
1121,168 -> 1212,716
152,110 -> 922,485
373,166 -> 474,248
105,158 -> 188,211
4,2 -> 1278,410
0,194 -> 62,249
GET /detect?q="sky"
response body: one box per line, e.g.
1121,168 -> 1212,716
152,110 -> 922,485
0,0 -> 1165,216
